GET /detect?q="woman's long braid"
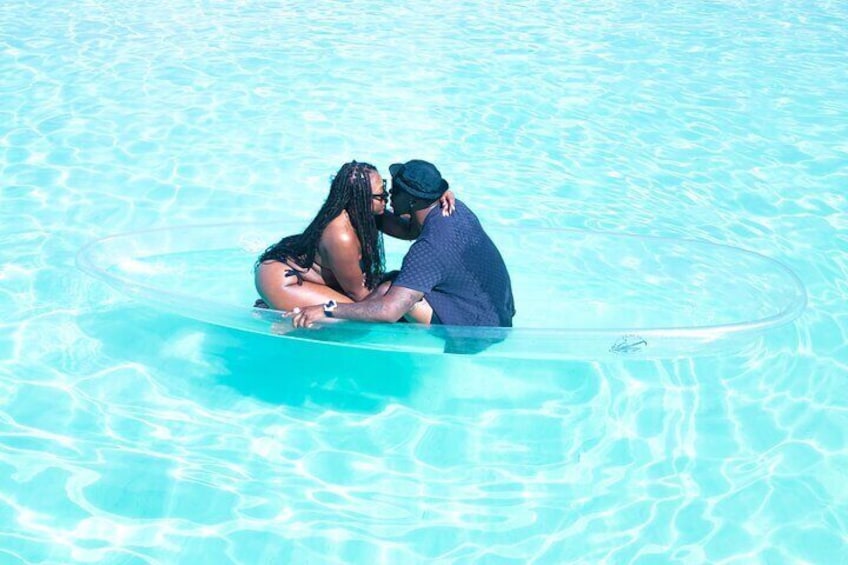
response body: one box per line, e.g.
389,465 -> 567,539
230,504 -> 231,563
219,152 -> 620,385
344,163 -> 385,288
257,161 -> 385,289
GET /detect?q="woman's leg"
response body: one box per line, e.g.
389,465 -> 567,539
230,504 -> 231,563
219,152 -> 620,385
404,298 -> 434,324
372,276 -> 434,324
255,261 -> 352,311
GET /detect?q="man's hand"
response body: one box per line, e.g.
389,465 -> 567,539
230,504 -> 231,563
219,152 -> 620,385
288,305 -> 325,328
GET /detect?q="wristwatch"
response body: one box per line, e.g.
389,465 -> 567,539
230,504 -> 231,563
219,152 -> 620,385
323,299 -> 338,317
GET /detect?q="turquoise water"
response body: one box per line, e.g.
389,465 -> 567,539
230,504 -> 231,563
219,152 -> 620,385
2,0 -> 847,562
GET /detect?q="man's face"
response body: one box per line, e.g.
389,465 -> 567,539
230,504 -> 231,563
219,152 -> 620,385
389,180 -> 411,215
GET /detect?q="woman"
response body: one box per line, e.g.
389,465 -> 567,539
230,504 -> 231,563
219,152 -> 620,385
254,160 -> 451,314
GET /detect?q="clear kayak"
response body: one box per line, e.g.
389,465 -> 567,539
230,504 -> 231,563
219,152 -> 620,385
76,222 -> 806,360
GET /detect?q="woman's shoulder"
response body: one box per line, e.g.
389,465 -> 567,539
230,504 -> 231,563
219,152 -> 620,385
320,211 -> 359,252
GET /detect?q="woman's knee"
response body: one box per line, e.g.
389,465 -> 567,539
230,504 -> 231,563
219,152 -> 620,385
404,297 -> 434,325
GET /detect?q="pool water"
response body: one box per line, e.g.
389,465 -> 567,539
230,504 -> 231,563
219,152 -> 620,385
2,0 -> 847,563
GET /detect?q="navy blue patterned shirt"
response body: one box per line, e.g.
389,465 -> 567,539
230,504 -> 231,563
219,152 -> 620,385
394,200 -> 515,327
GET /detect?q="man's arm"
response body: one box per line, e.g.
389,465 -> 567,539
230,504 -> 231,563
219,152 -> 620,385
290,285 -> 424,328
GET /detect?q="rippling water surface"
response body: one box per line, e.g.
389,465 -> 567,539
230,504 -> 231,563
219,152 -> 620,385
2,1 -> 847,563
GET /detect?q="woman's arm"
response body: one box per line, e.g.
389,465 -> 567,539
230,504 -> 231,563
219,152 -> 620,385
377,211 -> 418,240
378,190 -> 456,240
319,224 -> 371,301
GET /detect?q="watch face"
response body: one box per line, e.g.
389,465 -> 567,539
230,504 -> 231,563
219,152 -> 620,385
324,300 -> 337,317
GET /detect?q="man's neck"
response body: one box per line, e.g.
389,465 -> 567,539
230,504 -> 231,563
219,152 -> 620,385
411,202 -> 439,232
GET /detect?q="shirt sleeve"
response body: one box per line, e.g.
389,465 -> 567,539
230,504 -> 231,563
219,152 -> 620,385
393,240 -> 443,294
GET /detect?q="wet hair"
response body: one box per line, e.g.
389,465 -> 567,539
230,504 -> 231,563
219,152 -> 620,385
256,161 -> 385,289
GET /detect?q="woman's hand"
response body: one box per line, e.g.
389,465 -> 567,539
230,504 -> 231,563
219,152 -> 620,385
440,190 -> 456,216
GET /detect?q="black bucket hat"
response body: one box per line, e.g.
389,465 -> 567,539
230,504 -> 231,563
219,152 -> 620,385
388,160 -> 449,200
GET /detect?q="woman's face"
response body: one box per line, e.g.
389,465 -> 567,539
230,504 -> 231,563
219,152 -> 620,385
369,171 -> 389,215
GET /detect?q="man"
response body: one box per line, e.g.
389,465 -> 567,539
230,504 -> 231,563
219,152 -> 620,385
290,159 -> 515,329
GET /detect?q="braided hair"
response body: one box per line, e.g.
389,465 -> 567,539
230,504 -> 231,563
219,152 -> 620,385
257,161 -> 385,289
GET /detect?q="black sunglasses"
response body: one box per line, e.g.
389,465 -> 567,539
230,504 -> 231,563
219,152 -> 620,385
372,179 -> 389,202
